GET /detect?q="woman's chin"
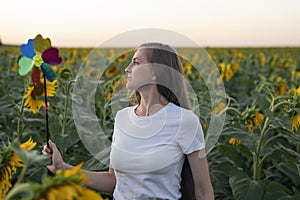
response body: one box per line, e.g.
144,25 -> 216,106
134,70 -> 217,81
126,83 -> 135,91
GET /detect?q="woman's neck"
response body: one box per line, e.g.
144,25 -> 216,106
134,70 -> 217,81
135,86 -> 168,116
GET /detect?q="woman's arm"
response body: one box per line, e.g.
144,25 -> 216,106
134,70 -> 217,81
64,163 -> 116,194
187,149 -> 214,200
42,140 -> 116,194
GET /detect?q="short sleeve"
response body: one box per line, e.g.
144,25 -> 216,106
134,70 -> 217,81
176,111 -> 205,154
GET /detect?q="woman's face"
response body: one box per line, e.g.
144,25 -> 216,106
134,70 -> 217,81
125,48 -> 156,91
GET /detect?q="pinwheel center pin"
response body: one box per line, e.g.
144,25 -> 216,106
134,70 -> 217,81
33,54 -> 43,67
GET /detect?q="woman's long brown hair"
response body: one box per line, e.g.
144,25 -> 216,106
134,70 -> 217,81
134,43 -> 191,110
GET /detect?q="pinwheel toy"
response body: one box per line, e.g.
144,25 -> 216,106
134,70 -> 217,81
18,34 -> 62,147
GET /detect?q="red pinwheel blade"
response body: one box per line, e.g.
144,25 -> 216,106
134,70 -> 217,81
41,63 -> 56,82
42,47 -> 62,65
32,66 -> 41,86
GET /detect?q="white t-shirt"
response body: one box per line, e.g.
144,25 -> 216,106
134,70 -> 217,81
110,102 -> 205,200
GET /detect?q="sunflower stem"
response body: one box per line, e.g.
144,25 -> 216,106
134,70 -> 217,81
16,163 -> 28,185
4,183 -> 31,200
273,100 -> 291,112
61,81 -> 72,135
253,117 -> 270,181
16,92 -> 26,140
226,107 -> 242,117
253,92 -> 274,181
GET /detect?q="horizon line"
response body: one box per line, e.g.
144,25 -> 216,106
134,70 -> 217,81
1,42 -> 300,49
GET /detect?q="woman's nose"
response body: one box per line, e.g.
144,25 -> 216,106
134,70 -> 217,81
125,64 -> 132,73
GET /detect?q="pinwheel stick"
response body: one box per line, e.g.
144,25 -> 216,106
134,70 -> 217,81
41,69 -> 50,148
18,34 -> 62,149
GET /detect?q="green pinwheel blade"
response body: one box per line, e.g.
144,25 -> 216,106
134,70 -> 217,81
18,56 -> 34,76
34,34 -> 51,54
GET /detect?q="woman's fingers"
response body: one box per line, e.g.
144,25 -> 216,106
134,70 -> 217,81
48,140 -> 56,148
42,140 -> 62,173
42,140 -> 57,154
42,145 -> 51,155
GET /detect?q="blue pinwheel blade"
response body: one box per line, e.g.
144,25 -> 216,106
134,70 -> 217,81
20,39 -> 36,58
41,63 -> 56,81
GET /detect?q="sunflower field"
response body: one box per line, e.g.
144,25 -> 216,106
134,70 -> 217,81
0,43 -> 299,200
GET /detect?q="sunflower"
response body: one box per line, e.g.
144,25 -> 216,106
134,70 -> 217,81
33,163 -> 103,200
106,92 -> 112,101
107,49 -> 115,61
23,85 -> 45,113
79,188 -> 106,200
252,112 -> 264,126
20,136 -> 37,150
296,71 -> 300,79
117,53 -> 129,63
232,63 -> 240,72
23,79 -> 57,113
42,183 -> 103,200
0,148 -> 22,199
276,82 -> 288,96
225,65 -> 234,82
44,183 -> 81,200
86,68 -> 100,79
57,163 -> 89,184
229,138 -> 241,145
104,66 -> 120,78
293,86 -> 300,97
269,54 -> 278,66
212,102 -> 226,115
11,63 -> 19,72
259,52 -> 265,66
183,62 -> 192,75
247,119 -> 254,134
195,72 -> 202,80
246,112 -> 264,134
218,62 -> 239,83
51,65 -> 58,73
43,79 -> 57,97
0,137 -> 36,198
291,113 -> 300,133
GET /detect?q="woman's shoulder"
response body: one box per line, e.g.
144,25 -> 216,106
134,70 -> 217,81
169,103 -> 199,122
115,105 -> 135,119
117,105 -> 135,113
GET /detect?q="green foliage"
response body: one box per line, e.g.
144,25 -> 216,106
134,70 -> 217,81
208,47 -> 300,199
0,46 -> 300,199
229,169 -> 300,200
10,141 -> 50,167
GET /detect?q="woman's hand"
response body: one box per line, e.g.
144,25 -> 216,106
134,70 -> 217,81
42,140 -> 116,194
42,140 -> 65,173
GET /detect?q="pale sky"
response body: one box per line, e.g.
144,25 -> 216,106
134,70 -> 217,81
1,0 -> 299,47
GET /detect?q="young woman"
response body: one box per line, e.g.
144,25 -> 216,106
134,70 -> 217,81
43,43 -> 214,200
